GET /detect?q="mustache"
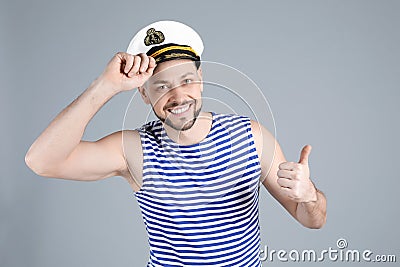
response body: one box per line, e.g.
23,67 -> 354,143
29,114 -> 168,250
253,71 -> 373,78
164,100 -> 196,110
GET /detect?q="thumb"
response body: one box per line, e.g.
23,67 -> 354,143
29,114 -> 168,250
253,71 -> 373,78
299,144 -> 312,165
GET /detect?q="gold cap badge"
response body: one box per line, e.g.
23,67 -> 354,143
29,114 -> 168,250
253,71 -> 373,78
144,28 -> 165,46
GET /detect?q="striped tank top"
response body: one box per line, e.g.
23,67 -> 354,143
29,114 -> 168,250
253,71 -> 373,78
134,112 -> 262,266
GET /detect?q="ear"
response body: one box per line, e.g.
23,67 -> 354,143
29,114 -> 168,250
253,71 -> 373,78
197,67 -> 203,93
197,66 -> 203,79
138,86 -> 151,105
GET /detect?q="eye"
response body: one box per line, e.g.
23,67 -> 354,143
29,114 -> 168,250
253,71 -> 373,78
184,79 -> 192,84
158,84 -> 168,90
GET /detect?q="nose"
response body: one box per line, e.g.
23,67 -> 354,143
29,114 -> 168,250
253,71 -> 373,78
167,84 -> 188,104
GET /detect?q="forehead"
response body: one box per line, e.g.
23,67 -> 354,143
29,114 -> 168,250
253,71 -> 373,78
149,59 -> 198,82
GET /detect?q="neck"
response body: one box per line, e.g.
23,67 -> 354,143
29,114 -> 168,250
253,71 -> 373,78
164,112 -> 212,145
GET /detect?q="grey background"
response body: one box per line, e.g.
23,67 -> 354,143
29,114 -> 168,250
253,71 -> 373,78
1,0 -> 399,266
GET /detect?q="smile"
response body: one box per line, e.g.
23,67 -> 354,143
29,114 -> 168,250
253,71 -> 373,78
168,104 -> 191,115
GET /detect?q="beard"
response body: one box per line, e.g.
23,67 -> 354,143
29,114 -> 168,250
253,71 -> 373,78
152,99 -> 202,131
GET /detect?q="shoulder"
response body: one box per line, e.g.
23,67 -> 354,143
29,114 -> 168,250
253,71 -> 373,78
101,129 -> 142,158
120,129 -> 141,147
103,129 -> 143,158
250,120 -> 275,143
249,120 -> 276,155
119,129 -> 143,190
250,120 -> 262,139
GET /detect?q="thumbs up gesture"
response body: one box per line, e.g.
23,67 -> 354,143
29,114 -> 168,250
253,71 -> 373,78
277,145 -> 317,203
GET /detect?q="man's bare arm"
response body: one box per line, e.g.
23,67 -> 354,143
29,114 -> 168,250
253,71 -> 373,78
25,79 -> 119,178
251,120 -> 327,229
295,186 -> 327,229
25,53 -> 156,181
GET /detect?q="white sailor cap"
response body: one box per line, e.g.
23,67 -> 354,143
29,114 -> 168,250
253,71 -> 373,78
126,20 -> 204,65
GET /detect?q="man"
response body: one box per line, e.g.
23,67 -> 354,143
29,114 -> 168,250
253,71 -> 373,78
25,21 -> 326,266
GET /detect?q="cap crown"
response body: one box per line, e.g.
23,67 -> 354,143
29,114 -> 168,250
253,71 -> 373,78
126,20 -> 204,57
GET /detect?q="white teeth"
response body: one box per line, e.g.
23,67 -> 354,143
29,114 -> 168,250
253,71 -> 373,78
170,104 -> 190,114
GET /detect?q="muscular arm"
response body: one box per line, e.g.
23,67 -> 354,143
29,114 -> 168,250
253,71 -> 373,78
25,53 -> 155,187
25,79 -> 122,178
251,120 -> 327,229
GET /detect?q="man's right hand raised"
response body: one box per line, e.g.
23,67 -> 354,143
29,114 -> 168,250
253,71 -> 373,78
100,52 -> 156,92
25,52 -> 155,181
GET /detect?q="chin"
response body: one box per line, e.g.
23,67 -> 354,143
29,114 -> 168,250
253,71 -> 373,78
164,116 -> 197,131
153,102 -> 202,131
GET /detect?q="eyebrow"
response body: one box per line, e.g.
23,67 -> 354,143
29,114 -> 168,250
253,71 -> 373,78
151,72 -> 196,85
152,80 -> 170,85
180,72 -> 195,79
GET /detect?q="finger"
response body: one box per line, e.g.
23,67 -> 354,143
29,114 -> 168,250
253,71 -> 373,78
145,56 -> 157,75
128,55 -> 142,77
277,177 -> 293,188
277,169 -> 294,179
299,144 -> 312,165
279,186 -> 292,198
279,161 -> 297,171
124,54 -> 135,76
138,53 -> 149,73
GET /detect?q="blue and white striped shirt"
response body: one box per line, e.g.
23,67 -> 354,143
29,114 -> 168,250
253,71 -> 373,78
134,113 -> 262,266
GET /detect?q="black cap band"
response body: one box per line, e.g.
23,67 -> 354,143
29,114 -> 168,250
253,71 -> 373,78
146,43 -> 200,65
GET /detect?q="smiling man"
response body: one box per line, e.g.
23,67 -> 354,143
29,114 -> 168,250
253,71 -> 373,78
25,21 -> 327,266
141,59 -> 203,133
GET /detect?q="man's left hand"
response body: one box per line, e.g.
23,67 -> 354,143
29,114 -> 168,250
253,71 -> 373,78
277,144 -> 317,203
